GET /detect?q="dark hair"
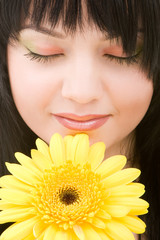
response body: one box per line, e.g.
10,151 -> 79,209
0,0 -> 160,239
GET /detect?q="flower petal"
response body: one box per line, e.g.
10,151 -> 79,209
0,200 -> 17,210
87,142 -> 106,170
43,225 -> 57,240
36,231 -> 45,240
0,217 -> 38,240
102,205 -> 130,218
33,221 -> 48,238
15,152 -> 41,176
0,175 -> 34,193
91,217 -> 106,229
67,229 -> 80,240
73,225 -> 85,240
64,135 -> 74,161
81,223 -> 102,240
0,189 -> 33,205
36,138 -> 52,162
103,183 -> 145,198
105,220 -> 135,240
96,155 -> 127,179
5,162 -> 41,185
102,168 -> 141,188
31,149 -> 52,170
106,197 -> 149,209
54,229 -> 69,240
49,133 -> 65,166
71,134 -> 89,166
95,209 -> 111,220
105,197 -> 149,216
118,216 -> 146,234
23,233 -> 35,240
0,207 -> 35,223
95,229 -> 111,240
130,208 -> 149,215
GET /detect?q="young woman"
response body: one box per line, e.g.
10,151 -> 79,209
0,0 -> 160,239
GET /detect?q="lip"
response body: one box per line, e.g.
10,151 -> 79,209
53,113 -> 110,131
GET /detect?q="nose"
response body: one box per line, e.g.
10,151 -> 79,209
61,55 -> 103,104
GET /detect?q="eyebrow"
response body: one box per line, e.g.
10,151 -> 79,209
21,24 -> 67,39
100,28 -> 144,41
21,24 -> 144,41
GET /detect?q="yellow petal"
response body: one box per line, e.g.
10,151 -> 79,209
23,233 -> 35,240
43,225 -> 57,240
102,205 -> 130,218
5,162 -> 41,185
0,189 -> 33,205
81,223 -> 102,240
103,183 -> 145,198
49,133 -> 65,166
54,230 -> 69,240
0,217 -> 38,240
118,216 -> 146,234
36,138 -> 52,162
95,229 -> 111,240
15,152 -> 41,176
91,217 -> 106,229
102,168 -> 141,188
96,155 -> 127,179
0,175 -> 34,193
67,229 -> 80,240
130,208 -> 148,215
0,207 -> 35,223
33,221 -> 48,238
73,225 -> 85,240
0,200 -> 17,210
106,197 -> 149,209
31,149 -> 52,170
105,197 -> 149,216
64,135 -> 74,161
36,231 -> 45,240
129,205 -> 149,215
96,209 -> 111,220
71,134 -> 89,166
87,142 -> 106,170
105,220 -> 135,240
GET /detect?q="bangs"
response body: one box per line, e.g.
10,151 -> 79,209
0,0 -> 160,78
4,0 -> 140,53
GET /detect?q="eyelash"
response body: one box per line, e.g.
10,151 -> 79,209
24,49 -> 142,65
103,51 -> 142,65
24,51 -> 64,63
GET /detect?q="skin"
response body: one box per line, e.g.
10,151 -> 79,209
7,22 -> 153,163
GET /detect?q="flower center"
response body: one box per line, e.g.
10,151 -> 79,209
33,160 -> 103,230
59,187 -> 79,205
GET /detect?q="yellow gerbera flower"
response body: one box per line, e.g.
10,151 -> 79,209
0,133 -> 149,240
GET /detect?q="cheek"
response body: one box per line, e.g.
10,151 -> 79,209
102,65 -> 153,122
116,72 -> 153,124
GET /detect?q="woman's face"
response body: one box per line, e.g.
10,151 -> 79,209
7,22 -> 153,158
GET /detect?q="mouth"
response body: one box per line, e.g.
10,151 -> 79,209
53,113 -> 111,131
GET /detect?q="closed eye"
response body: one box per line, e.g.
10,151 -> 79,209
24,49 -> 64,63
103,50 -> 142,65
